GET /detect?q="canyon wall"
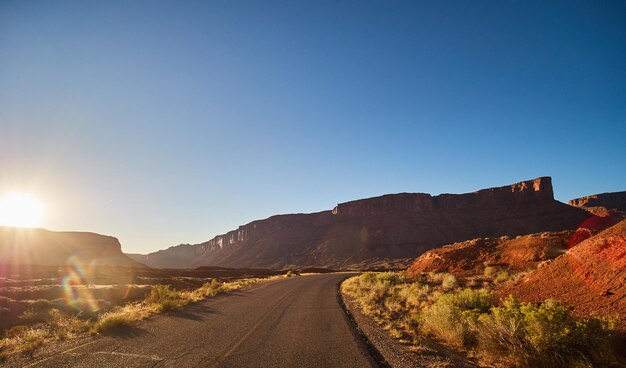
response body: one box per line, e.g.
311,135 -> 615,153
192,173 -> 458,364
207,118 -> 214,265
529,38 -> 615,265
130,177 -> 593,270
568,190 -> 626,212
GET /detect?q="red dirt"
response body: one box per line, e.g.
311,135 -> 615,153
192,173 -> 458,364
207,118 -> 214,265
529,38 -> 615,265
496,219 -> 626,324
406,231 -> 572,277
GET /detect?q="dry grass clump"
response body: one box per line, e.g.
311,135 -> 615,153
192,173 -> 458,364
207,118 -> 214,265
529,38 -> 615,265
342,272 -> 622,368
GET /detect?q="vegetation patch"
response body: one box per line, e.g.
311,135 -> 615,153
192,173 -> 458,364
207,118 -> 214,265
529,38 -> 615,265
342,271 -> 622,367
0,276 -> 274,359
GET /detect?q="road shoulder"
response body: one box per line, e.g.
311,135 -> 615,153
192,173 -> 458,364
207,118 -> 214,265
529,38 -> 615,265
339,280 -> 481,368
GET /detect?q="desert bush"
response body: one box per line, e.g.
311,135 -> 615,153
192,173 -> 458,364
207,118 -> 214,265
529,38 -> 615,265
484,266 -> 498,278
422,296 -> 474,348
30,299 -> 54,312
494,270 -> 511,284
422,288 -> 492,348
18,309 -> 50,325
146,284 -> 183,312
476,296 -> 619,367
359,271 -> 407,286
286,270 -> 299,277
441,274 -> 458,290
428,272 -> 457,290
90,311 -> 136,334
195,279 -> 222,298
0,328 -> 46,358
396,282 -> 427,308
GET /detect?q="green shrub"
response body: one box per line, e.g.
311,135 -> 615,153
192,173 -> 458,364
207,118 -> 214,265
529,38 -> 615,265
476,296 -> 619,367
146,284 -> 183,312
494,270 -> 511,284
422,288 -> 493,348
422,297 -> 474,348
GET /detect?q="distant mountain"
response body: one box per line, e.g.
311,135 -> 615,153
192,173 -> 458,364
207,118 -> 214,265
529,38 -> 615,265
569,190 -> 626,212
129,177 -> 593,270
0,227 -> 146,268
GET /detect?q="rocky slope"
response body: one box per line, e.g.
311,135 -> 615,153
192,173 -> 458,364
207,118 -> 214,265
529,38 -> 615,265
130,177 -> 592,270
406,231 -> 573,277
496,219 -> 626,323
0,227 -> 146,268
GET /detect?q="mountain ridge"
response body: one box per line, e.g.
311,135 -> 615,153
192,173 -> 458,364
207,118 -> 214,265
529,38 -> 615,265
129,177 -> 592,270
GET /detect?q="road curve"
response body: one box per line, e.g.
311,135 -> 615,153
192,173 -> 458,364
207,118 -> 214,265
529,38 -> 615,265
23,274 -> 377,368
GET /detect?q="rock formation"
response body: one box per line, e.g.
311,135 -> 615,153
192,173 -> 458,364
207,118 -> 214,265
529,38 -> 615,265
568,190 -> 626,212
406,231 -> 573,277
0,227 -> 145,268
496,219 -> 626,324
130,177 -> 593,270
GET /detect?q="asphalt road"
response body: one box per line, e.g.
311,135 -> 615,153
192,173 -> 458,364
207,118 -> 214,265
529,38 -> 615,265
23,274 -> 377,368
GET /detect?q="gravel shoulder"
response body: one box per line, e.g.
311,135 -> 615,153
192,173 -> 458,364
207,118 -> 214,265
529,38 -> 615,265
339,282 -> 483,368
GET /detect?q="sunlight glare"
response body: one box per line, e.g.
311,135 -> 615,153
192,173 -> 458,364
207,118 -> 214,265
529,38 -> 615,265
0,193 -> 44,228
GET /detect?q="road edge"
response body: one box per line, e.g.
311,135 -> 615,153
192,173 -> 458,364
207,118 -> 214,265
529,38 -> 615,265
336,275 -> 391,368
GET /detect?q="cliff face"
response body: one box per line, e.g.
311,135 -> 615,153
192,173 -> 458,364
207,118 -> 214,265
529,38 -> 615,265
568,191 -> 626,212
131,177 -> 593,270
333,177 -> 554,216
0,227 -> 146,267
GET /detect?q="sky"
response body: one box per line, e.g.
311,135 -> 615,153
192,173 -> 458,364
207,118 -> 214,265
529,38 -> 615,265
1,1 -> 625,254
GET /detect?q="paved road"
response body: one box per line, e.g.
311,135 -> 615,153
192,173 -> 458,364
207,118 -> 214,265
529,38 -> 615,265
23,274 -> 377,368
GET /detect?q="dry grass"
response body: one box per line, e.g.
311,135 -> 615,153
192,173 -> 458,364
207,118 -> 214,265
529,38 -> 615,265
0,275 -> 285,359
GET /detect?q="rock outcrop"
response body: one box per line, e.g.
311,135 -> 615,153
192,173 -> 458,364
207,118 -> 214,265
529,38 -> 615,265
569,190 -> 626,212
406,231 -> 573,277
130,177 -> 593,270
496,219 -> 626,324
0,227 -> 146,268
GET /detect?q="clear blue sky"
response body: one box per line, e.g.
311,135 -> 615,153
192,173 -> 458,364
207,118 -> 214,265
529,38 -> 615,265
1,1 -> 624,253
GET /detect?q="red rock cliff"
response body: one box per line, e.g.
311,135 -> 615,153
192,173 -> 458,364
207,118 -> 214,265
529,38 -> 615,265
332,177 -> 553,216
134,177 -> 592,270
568,191 -> 626,212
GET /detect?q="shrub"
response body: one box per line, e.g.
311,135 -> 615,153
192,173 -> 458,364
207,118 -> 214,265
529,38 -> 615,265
195,279 -> 222,298
146,284 -> 183,312
494,270 -> 511,284
375,272 -> 407,285
422,297 -> 474,348
476,296 -> 619,367
90,312 -> 136,334
441,274 -> 457,290
428,272 -> 457,290
484,266 -> 498,278
422,288 -> 493,348
18,309 -> 50,325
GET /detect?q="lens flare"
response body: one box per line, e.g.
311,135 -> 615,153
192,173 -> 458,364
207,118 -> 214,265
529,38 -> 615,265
61,256 -> 99,312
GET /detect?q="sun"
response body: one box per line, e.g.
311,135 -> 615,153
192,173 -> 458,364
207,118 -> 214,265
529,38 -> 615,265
0,193 -> 44,228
